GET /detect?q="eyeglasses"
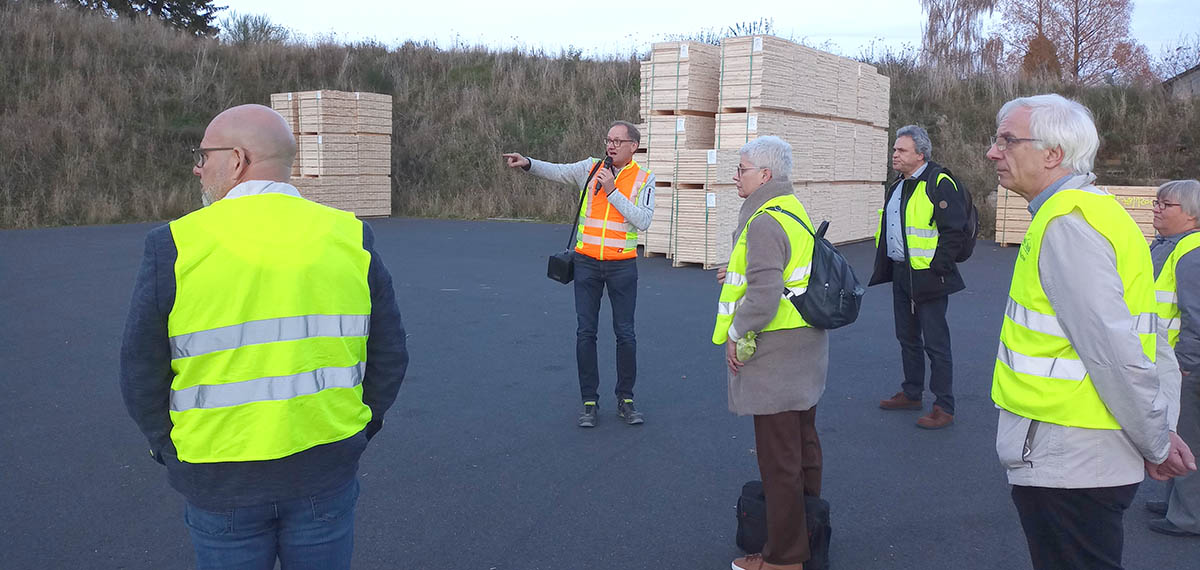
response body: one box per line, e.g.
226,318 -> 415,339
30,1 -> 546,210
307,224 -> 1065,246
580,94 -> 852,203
1153,199 -> 1182,209
191,147 -> 237,168
603,138 -> 635,147
736,166 -> 764,176
989,135 -> 1042,152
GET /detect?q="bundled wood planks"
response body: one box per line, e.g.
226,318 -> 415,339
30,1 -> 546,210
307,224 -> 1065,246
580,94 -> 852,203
995,185 -> 1158,245
638,35 -> 892,268
270,90 -> 393,217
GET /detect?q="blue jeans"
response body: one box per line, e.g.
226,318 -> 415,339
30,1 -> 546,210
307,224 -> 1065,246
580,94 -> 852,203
573,253 -> 637,403
184,478 -> 359,570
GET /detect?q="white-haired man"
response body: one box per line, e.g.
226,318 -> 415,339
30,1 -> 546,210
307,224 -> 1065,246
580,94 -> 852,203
1145,179 -> 1200,537
714,136 -> 827,570
987,94 -> 1195,569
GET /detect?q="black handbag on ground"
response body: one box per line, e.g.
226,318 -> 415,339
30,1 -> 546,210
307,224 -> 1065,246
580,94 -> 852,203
547,158 -> 608,284
736,480 -> 831,570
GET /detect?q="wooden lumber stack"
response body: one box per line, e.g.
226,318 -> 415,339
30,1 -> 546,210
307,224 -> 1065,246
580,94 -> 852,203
270,90 -> 393,217
995,185 -> 1157,245
637,41 -> 722,255
637,35 -> 892,269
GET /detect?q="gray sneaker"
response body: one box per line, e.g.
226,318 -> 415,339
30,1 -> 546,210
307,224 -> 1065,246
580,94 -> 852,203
617,399 -> 644,425
578,401 -> 598,428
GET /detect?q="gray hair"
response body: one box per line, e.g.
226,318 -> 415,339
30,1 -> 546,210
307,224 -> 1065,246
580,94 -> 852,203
739,136 -> 793,180
1158,179 -> 1200,224
610,120 -> 640,145
896,125 -> 932,160
997,94 -> 1099,175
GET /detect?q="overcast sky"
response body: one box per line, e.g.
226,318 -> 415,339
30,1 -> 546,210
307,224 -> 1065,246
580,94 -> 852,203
219,0 -> 1198,61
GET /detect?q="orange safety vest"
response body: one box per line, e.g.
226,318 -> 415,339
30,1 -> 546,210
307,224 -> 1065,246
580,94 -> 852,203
575,159 -> 650,261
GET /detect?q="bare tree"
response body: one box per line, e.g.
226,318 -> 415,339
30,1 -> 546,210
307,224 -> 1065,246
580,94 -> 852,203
920,0 -> 1000,75
1000,0 -> 1147,84
1156,32 -> 1200,79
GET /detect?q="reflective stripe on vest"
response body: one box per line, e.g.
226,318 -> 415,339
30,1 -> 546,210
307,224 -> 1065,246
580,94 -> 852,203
872,173 -> 957,269
575,159 -> 649,261
712,194 -> 815,345
167,193 -> 373,463
1155,231 -> 1200,348
992,189 -> 1157,430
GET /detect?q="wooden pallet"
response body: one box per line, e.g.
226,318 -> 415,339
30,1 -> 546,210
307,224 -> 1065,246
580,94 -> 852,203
291,174 -> 392,218
994,185 -> 1157,245
640,42 -> 721,117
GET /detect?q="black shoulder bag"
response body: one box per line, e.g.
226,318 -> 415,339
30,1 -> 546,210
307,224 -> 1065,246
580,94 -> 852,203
766,206 -> 865,329
547,158 -> 608,284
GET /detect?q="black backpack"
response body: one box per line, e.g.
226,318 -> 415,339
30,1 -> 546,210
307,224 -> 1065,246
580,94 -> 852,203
736,480 -> 831,570
926,166 -> 978,263
765,207 -> 865,330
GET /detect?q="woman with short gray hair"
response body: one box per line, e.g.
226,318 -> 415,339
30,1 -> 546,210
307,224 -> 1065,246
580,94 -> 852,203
1147,179 -> 1200,537
714,136 -> 827,570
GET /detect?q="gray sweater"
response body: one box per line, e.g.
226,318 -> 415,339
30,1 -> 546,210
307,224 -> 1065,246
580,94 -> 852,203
724,179 -> 829,416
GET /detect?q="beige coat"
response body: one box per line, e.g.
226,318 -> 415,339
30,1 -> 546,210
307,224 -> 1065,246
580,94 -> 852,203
725,179 -> 829,416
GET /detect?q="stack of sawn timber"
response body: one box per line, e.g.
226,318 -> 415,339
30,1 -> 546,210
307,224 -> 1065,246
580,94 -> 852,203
995,185 -> 1158,245
638,35 -> 891,269
270,90 -> 393,217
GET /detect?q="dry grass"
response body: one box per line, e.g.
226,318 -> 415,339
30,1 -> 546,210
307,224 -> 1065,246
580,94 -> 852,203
1,2 -> 1196,233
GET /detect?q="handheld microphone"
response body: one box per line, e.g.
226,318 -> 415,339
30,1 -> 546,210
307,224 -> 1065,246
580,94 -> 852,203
595,156 -> 614,195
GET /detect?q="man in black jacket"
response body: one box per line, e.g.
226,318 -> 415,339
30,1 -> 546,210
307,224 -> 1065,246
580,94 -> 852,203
870,125 -> 969,429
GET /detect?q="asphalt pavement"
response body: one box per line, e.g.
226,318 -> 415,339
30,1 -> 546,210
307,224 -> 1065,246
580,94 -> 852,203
2,217 -> 1198,569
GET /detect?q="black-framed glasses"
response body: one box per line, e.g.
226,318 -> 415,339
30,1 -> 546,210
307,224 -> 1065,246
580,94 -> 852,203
191,147 -> 237,168
603,138 -> 635,147
989,135 -> 1042,151
1153,199 -> 1181,209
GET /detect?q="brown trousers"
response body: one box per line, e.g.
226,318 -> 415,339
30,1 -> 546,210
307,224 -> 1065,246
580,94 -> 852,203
753,407 -> 822,565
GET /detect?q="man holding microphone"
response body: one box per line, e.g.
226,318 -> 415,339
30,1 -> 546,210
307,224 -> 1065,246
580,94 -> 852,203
503,121 -> 655,428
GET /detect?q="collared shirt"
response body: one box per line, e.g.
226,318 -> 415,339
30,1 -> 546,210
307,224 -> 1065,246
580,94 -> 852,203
885,162 -> 928,262
222,180 -> 303,201
996,172 -> 1178,488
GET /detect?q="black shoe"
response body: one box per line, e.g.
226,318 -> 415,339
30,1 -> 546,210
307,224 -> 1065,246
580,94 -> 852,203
1146,500 -> 1169,516
616,398 -> 644,425
1148,518 -> 1200,537
578,402 -> 597,428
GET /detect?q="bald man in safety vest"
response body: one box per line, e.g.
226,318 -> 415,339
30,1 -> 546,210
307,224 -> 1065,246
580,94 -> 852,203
504,121 -> 655,428
120,104 -> 408,569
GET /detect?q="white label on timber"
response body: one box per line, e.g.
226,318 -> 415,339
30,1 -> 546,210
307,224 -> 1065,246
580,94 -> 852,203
707,193 -> 716,208
677,117 -> 686,132
318,135 -> 323,145
317,92 -> 322,99
857,64 -> 862,76
287,93 -> 293,101
753,37 -> 763,52
707,150 -> 717,164
679,44 -> 689,59
748,115 -> 758,132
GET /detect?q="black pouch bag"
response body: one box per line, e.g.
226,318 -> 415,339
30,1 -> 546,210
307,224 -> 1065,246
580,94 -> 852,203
736,480 -> 832,570
547,158 -> 607,284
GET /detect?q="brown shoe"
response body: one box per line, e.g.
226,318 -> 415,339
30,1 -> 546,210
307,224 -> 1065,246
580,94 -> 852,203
916,405 -> 954,429
731,553 -> 803,570
879,391 -> 922,410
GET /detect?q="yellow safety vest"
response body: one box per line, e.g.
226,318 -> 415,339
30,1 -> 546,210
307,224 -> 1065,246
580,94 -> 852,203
1156,232 -> 1200,348
874,172 -> 958,270
575,159 -> 650,261
992,189 -> 1157,429
167,193 -> 373,463
713,194 -> 815,344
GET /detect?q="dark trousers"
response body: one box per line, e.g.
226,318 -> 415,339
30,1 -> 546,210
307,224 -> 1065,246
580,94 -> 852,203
1011,483 -> 1140,570
753,408 -> 822,565
572,253 -> 637,403
892,263 -> 954,414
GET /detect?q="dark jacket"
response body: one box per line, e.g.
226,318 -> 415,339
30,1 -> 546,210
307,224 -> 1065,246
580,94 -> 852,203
119,220 -> 408,510
868,161 -> 968,302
